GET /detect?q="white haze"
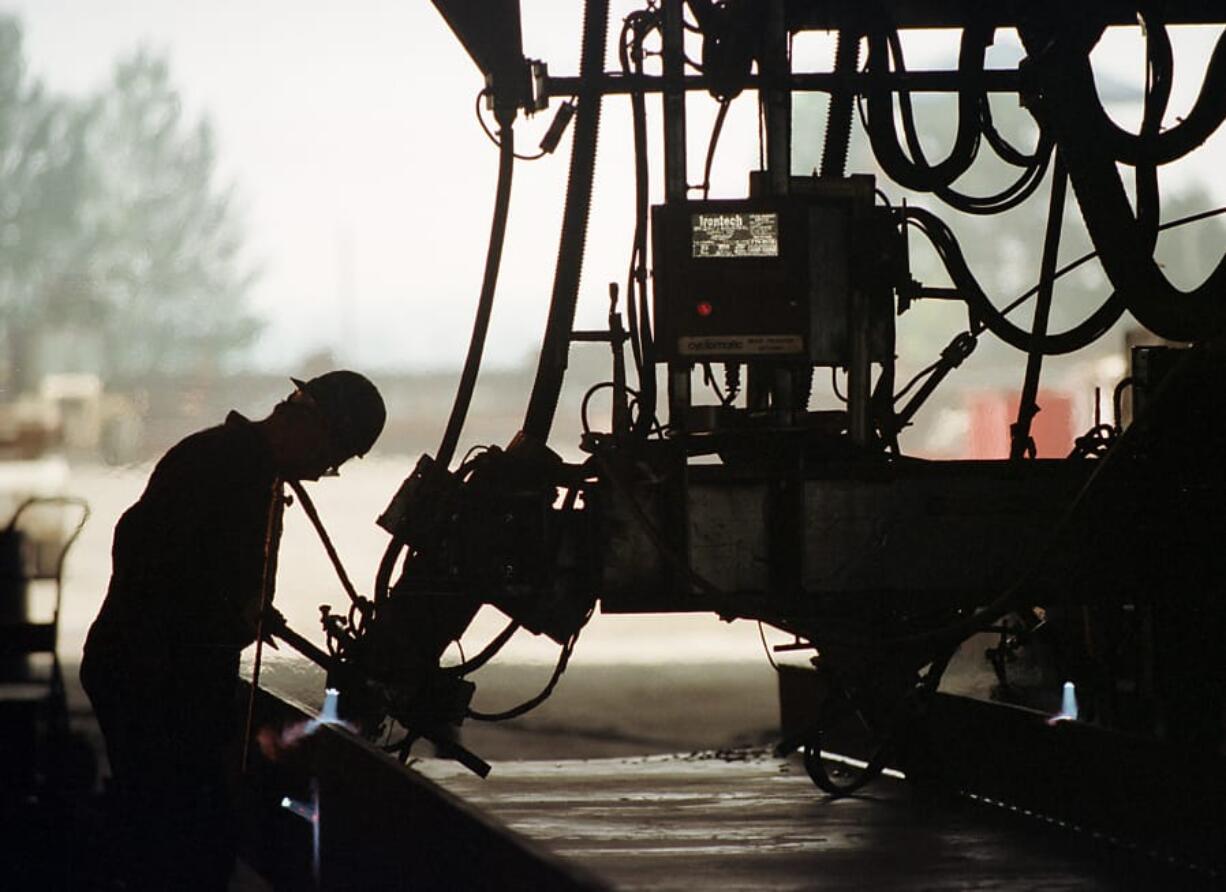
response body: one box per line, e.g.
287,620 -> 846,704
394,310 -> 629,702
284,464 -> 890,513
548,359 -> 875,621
3,1 -> 1223,371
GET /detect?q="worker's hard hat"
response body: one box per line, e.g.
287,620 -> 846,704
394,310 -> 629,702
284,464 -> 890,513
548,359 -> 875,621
291,370 -> 386,458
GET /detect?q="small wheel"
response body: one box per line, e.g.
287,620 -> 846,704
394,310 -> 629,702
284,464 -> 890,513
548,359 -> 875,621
802,735 -> 887,797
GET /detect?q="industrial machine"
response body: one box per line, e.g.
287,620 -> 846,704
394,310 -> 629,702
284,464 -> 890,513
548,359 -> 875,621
266,0 -> 1226,831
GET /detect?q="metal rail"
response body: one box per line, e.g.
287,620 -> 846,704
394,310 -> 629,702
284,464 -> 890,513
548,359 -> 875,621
544,69 -> 1024,97
785,0 -> 1226,30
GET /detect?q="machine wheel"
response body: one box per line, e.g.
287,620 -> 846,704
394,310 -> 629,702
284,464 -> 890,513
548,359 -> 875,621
801,732 -> 889,797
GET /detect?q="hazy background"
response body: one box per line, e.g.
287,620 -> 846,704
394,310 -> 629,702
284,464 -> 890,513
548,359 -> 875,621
2,1 -> 1222,378
2,5 -> 1224,717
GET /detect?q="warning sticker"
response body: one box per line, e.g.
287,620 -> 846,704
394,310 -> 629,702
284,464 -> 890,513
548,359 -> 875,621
678,335 -> 803,356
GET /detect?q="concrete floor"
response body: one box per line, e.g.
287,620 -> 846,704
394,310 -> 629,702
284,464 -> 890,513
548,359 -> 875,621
9,656 -> 1219,890
414,750 -> 1211,891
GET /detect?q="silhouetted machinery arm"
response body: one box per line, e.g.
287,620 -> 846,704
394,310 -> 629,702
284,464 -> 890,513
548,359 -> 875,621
299,2 -> 1226,807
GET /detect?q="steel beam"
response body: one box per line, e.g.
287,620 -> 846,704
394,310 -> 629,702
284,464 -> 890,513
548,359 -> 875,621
236,684 -> 606,890
786,0 -> 1226,30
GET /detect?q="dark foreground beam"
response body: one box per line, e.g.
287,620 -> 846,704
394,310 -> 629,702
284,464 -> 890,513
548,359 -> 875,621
786,0 -> 1226,30
236,683 -> 606,891
923,692 -> 1226,871
778,667 -> 1226,872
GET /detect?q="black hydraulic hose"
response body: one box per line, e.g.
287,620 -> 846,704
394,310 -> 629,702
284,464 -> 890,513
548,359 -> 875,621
864,26 -> 988,192
701,98 -> 732,198
373,110 -> 518,606
889,28 -> 984,181
892,204 -> 1226,424
934,134 -> 1053,216
373,536 -> 402,607
1051,28 -> 1226,168
523,0 -> 609,442
619,14 -> 648,384
1022,25 -> 1226,341
882,27 -> 1052,215
904,206 -> 1125,354
466,634 -> 577,722
441,618 -> 521,678
1135,18 -> 1173,255
820,29 -> 860,178
437,108 -> 517,469
627,14 -> 657,437
979,94 -> 1044,168
466,604 -> 593,723
1009,153 -> 1069,460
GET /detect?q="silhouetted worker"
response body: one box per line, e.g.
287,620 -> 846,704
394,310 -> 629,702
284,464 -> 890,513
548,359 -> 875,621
81,370 -> 386,891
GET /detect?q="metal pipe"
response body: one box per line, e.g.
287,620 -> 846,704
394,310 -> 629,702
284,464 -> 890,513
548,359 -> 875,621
763,0 -> 791,196
662,0 -> 690,432
544,68 -> 1024,97
662,0 -> 687,202
848,289 -> 872,445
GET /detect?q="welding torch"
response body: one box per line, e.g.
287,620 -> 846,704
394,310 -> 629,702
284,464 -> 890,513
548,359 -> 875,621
258,609 -> 492,778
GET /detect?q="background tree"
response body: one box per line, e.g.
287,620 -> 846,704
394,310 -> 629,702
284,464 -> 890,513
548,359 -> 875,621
0,17 -> 95,396
0,15 -> 261,396
84,50 -> 262,384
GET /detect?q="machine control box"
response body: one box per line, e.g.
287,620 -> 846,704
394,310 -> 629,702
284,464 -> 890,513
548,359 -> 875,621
651,178 -> 898,365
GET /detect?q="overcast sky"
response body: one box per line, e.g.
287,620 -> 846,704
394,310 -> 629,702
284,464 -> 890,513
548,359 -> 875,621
3,1 -> 1223,372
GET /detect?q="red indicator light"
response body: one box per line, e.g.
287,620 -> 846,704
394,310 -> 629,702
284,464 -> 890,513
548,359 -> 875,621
696,301 -> 713,317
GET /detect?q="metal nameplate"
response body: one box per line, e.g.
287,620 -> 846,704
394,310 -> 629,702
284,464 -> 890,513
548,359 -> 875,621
678,335 -> 803,356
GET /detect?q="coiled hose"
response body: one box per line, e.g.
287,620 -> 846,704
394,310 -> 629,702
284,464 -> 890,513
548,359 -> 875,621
864,25 -> 989,192
1019,19 -> 1226,341
904,206 -> 1125,355
523,0 -> 610,442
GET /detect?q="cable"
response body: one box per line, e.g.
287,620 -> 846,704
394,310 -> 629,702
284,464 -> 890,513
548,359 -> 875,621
442,618 -> 521,677
1032,25 -> 1226,168
580,381 -> 642,434
886,203 -> 1226,414
1009,151 -> 1070,461
757,621 -> 780,671
1135,15 -> 1173,254
978,93 -> 1045,168
473,90 -> 546,161
1019,21 -> 1226,341
831,367 -> 848,403
995,205 -> 1226,322
700,97 -> 732,198
372,90 -> 522,611
700,362 -> 727,404
881,27 -> 1053,215
864,25 -> 988,193
438,104 -> 517,469
904,206 -> 1125,355
465,609 -> 592,722
286,479 -> 361,607
621,7 -> 660,437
